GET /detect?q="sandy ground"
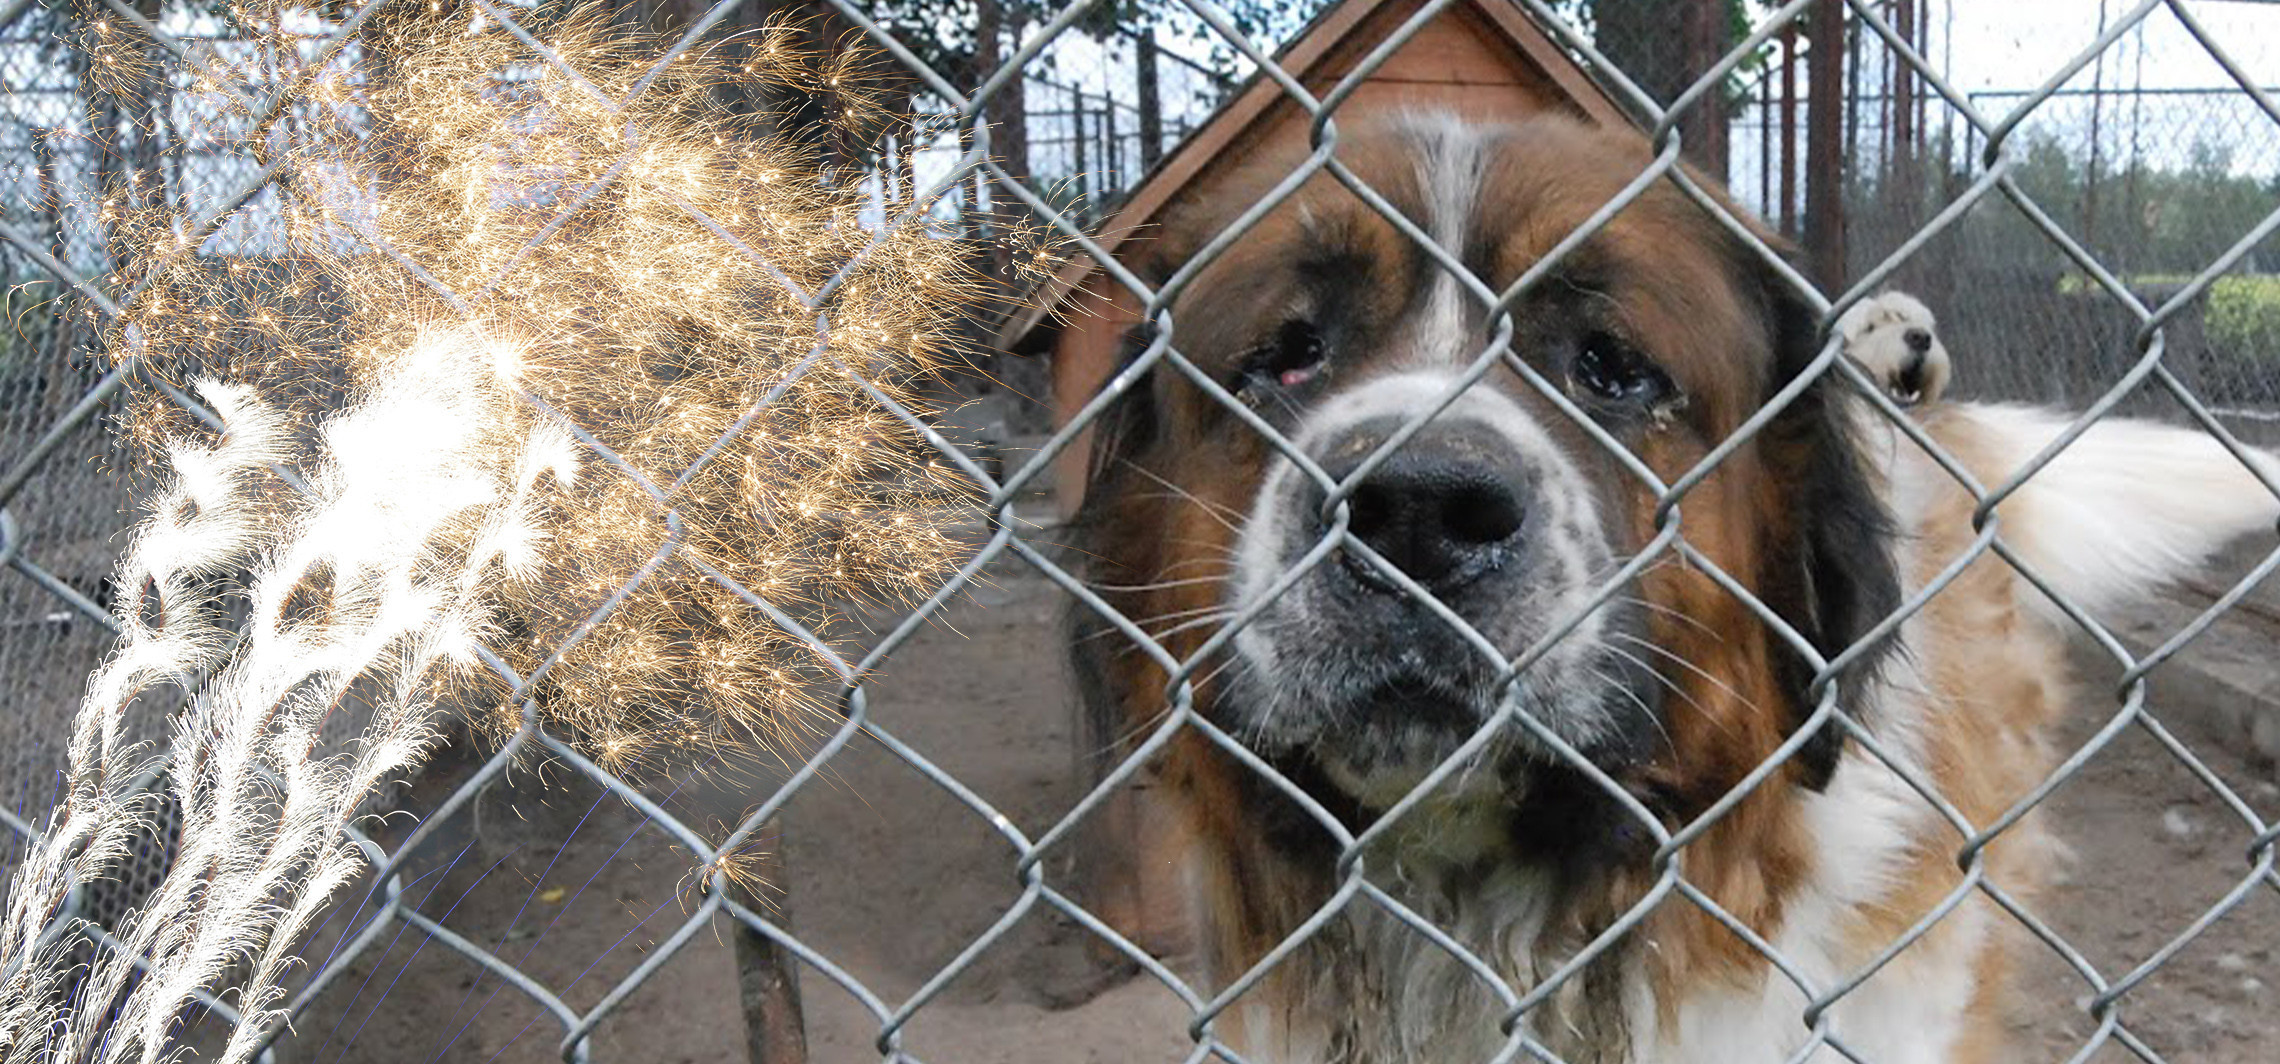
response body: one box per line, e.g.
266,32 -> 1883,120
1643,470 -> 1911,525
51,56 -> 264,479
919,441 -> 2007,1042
203,535 -> 2280,1064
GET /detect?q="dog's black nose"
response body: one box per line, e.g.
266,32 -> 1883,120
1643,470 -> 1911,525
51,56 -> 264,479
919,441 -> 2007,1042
1314,421 -> 1530,595
1903,327 -> 1933,354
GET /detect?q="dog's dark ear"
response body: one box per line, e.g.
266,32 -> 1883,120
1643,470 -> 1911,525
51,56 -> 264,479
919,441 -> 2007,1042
1074,320 -> 1162,516
1063,316 -> 1166,774
1759,268 -> 1903,791
1062,314 -> 1158,706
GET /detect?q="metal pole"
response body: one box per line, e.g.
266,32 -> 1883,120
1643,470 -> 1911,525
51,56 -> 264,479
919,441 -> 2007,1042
1760,65 -> 1773,216
1137,29 -> 1163,171
1101,94 -> 1118,203
2082,0 -> 2110,253
1072,91 -> 1089,217
1894,0 -> 1915,178
732,816 -> 806,1064
1682,0 -> 1728,176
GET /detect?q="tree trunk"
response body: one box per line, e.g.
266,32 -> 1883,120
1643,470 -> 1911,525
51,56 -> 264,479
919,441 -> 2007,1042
33,124 -> 80,424
959,0 -> 1050,433
1803,0 -> 1847,289
356,0 -> 430,203
1680,0 -> 1729,176
1590,0 -> 1729,173
730,819 -> 806,1064
983,10 -> 1031,212
1780,24 -> 1798,236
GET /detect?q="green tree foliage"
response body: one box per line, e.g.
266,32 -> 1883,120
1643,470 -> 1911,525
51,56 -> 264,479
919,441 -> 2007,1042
2207,275 -> 2280,361
1560,0 -> 1764,107
1966,130 -> 2280,280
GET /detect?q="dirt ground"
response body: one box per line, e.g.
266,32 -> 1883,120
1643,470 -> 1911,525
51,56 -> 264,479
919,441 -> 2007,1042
234,526 -> 2280,1064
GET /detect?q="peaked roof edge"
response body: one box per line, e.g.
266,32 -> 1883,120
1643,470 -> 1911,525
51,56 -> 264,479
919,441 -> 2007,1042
991,0 -> 1633,352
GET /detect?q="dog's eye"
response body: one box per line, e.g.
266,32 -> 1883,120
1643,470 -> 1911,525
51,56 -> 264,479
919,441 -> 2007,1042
1237,321 -> 1326,392
1572,332 -> 1673,407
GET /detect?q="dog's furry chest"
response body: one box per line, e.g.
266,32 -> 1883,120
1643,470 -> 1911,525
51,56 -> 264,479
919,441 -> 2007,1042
1243,751 -> 1988,1064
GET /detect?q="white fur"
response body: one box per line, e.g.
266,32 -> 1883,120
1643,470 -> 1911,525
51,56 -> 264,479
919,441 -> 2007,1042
1651,728 -> 1977,1064
1236,737 -> 1982,1064
1230,370 -> 1619,792
1652,402 -> 2280,1062
1914,402 -> 2280,622
1400,111 -> 1491,374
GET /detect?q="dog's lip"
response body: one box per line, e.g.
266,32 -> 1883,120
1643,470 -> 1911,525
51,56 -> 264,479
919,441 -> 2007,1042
1350,671 -> 1484,728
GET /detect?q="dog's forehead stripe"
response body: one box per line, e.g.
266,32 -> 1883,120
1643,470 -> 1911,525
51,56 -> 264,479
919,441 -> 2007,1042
1404,112 -> 1493,253
1399,115 -> 1498,371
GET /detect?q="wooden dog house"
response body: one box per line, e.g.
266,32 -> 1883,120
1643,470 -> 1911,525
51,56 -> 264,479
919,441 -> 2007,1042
995,0 -> 1628,518
1001,0 -> 1631,967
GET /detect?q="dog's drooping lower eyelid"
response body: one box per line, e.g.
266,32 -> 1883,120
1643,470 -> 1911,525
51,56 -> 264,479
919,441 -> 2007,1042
1235,320 -> 1327,392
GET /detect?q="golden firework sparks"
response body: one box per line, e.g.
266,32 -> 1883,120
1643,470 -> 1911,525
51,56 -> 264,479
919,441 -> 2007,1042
1,2 -> 1055,1058
107,0 -> 1027,763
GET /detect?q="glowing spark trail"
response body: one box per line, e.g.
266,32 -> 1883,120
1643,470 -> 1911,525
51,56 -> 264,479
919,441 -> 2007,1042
0,2 -> 1043,1058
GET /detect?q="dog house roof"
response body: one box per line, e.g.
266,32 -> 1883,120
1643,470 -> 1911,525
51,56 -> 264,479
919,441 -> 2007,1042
992,0 -> 1629,351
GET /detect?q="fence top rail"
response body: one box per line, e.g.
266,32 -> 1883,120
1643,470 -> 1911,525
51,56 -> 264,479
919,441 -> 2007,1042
1971,84 -> 2280,99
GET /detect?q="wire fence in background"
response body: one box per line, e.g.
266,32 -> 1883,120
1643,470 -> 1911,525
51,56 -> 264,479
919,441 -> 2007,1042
1722,3 -> 2280,429
1020,37 -> 1230,227
1,0 -> 2278,1061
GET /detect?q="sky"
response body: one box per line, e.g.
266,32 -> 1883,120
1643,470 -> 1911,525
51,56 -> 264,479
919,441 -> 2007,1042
1929,0 -> 2279,167
1937,0 -> 2280,96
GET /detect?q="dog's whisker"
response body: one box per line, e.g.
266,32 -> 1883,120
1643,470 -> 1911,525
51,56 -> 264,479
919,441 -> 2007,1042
1608,594 -> 1719,639
1158,550 -> 1243,573
1193,652 -> 1248,699
1092,649 -> 1250,755
1591,638 -> 1702,717
1082,574 -> 1229,593
1607,631 -> 1757,709
1075,606 -> 1233,647
1603,635 -> 1756,737
1145,612 -> 1237,641
1123,600 -> 1237,624
1582,661 -> 1676,755
1120,460 -> 1248,532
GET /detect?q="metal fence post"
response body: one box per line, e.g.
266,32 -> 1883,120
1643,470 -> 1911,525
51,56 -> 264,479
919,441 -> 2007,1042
1137,29 -> 1163,170
730,816 -> 805,1064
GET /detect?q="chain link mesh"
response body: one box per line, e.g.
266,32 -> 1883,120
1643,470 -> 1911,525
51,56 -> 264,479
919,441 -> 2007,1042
2,0 -> 2277,1060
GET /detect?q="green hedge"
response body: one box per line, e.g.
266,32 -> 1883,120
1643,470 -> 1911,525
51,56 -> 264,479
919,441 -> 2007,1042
2208,275 -> 2280,362
2053,272 -> 2280,362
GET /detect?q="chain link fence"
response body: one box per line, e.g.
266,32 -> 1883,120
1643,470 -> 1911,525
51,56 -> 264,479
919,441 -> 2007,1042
1019,29 -> 1233,226
1941,83 -> 2280,421
2,0 -> 2278,1061
1719,1 -> 2280,430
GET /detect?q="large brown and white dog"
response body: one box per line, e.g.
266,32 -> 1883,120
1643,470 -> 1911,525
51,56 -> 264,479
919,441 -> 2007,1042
1066,112 -> 2280,1063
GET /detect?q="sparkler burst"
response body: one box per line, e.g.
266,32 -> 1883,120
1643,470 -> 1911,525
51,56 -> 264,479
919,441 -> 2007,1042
2,1 -> 1045,1057
109,0 -> 1012,765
